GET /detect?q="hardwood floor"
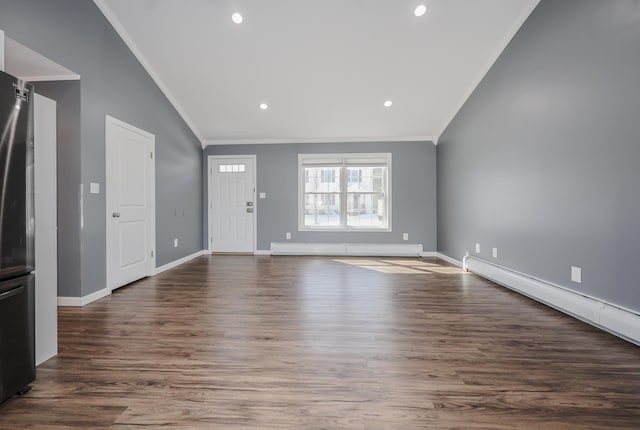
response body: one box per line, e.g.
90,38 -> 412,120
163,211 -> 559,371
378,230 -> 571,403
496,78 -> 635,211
1,255 -> 639,429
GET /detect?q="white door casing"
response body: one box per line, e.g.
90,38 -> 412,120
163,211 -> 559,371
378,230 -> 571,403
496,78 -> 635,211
208,155 -> 256,253
106,115 -> 155,291
0,29 -> 5,72
34,93 -> 58,365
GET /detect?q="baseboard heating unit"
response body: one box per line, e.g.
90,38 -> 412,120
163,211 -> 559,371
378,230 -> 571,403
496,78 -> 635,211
465,256 -> 640,346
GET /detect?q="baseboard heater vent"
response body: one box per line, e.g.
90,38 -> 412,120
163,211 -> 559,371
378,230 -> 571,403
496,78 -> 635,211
270,242 -> 423,257
465,256 -> 640,346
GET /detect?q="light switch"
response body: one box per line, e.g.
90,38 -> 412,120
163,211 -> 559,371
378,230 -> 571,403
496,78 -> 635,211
90,182 -> 100,194
259,192 -> 266,199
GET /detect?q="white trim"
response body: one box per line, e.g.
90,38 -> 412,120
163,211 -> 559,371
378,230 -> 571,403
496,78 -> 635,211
154,250 -> 206,275
254,250 -> 272,256
0,29 -> 5,72
93,0 -> 205,146
271,242 -> 423,257
105,115 -> 156,292
420,252 -> 437,258
204,136 -> 436,146
466,257 -> 640,346
58,288 -> 110,307
435,0 -> 540,140
436,252 -> 464,268
207,155 -> 257,253
18,74 -> 80,82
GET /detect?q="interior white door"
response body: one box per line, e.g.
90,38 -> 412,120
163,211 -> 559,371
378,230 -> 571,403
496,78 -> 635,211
34,93 -> 57,365
106,116 -> 155,291
209,156 -> 255,253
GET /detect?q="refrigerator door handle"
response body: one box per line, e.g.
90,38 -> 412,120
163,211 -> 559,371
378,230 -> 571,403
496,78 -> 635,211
0,286 -> 24,301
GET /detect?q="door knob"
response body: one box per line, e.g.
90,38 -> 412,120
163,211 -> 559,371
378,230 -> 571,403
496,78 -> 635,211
246,208 -> 253,213
112,212 -> 121,218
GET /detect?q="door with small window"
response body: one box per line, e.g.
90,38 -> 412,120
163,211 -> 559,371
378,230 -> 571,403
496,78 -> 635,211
208,156 -> 255,253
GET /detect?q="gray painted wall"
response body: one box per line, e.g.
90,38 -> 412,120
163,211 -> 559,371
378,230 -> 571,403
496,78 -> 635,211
438,0 -> 640,312
1,0 -> 202,296
203,142 -> 437,251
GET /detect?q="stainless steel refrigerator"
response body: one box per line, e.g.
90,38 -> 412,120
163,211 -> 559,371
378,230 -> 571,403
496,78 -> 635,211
0,69 -> 35,404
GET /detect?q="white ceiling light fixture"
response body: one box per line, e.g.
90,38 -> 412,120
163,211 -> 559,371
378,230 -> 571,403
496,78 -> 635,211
231,12 -> 243,24
97,0 -> 539,144
414,5 -> 427,17
384,100 -> 393,108
259,103 -> 268,110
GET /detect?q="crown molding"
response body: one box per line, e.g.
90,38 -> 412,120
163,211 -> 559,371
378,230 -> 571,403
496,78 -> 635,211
203,135 -> 436,147
94,0 -> 205,146
435,0 -> 540,140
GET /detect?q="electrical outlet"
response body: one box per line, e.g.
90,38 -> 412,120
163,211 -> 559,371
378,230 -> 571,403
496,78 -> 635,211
571,266 -> 582,283
475,243 -> 480,253
259,192 -> 266,199
174,238 -> 178,248
403,233 -> 408,241
285,232 -> 291,240
492,247 -> 498,258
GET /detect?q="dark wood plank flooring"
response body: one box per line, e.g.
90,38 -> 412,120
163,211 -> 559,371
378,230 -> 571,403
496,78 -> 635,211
1,256 -> 639,429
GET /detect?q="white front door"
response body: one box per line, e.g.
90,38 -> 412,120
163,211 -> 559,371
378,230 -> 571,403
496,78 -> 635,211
209,156 -> 255,253
106,116 -> 155,291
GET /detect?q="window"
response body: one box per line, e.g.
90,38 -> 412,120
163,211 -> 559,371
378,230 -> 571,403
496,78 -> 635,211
321,169 -> 336,183
218,163 -> 246,173
299,153 -> 391,231
348,169 -> 362,184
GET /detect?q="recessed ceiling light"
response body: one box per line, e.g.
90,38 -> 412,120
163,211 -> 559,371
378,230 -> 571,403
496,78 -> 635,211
414,5 -> 427,17
384,100 -> 393,108
231,12 -> 243,24
259,103 -> 268,110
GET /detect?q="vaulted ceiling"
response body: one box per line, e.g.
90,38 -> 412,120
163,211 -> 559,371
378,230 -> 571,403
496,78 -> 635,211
95,0 -> 539,146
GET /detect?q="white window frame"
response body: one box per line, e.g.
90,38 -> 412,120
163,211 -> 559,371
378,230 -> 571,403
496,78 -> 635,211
298,153 -> 392,232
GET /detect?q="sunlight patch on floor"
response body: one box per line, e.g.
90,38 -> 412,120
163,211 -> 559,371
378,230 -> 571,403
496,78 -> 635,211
336,259 -> 390,266
333,258 -> 468,275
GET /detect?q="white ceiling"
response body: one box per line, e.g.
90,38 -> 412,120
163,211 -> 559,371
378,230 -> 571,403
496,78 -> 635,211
95,0 -> 539,146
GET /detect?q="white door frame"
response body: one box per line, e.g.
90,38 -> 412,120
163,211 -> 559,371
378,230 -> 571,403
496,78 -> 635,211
207,155 -> 257,253
105,115 -> 156,292
34,93 -> 58,365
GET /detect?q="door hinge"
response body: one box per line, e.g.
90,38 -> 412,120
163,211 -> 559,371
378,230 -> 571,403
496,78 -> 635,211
150,152 -> 153,159
151,250 -> 154,258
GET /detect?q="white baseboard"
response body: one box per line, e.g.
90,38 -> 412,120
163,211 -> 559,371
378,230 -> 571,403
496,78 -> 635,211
154,250 -> 206,275
420,252 -> 437,258
271,242 -> 423,257
254,250 -> 272,255
58,287 -> 110,307
58,250 -> 207,307
466,257 -> 640,346
436,252 -> 463,267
